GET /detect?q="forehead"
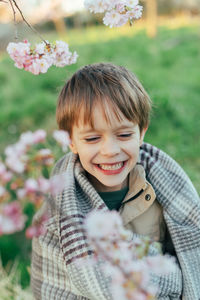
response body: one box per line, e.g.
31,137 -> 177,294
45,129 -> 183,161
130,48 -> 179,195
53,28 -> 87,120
73,102 -> 135,133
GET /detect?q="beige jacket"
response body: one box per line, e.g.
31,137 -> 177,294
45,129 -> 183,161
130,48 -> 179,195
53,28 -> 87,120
119,164 -> 166,245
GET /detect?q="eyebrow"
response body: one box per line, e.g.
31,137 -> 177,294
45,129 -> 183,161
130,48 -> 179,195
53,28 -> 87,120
79,125 -> 135,135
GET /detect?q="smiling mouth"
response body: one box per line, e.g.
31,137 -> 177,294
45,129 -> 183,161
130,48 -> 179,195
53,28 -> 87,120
98,162 -> 124,170
94,160 -> 128,173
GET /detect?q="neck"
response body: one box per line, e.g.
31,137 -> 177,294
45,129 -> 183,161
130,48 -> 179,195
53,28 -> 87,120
86,173 -> 129,192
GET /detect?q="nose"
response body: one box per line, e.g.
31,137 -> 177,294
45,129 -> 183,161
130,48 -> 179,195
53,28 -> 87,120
100,138 -> 120,157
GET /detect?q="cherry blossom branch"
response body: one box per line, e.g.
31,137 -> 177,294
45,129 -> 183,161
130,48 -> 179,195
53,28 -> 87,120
84,211 -> 176,299
84,0 -> 143,28
4,0 -> 78,74
0,129 -> 70,237
7,40 -> 78,75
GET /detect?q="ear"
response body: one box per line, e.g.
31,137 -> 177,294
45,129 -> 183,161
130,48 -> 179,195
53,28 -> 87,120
139,127 -> 148,146
69,139 -> 78,154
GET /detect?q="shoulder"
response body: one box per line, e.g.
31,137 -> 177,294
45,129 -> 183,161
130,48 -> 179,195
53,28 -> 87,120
139,142 -> 185,175
140,142 -> 199,203
139,142 -> 185,180
139,142 -> 176,174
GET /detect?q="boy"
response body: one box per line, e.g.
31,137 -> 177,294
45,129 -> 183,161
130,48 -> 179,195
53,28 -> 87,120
31,63 -> 200,300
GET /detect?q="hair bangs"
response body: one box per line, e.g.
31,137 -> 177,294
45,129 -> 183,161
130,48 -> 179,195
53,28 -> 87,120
56,63 -> 152,135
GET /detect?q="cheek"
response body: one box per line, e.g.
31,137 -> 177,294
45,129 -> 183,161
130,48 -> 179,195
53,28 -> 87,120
124,140 -> 140,158
78,151 -> 93,166
124,138 -> 140,150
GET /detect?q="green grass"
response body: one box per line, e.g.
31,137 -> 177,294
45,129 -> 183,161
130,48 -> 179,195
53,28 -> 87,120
0,25 -> 199,193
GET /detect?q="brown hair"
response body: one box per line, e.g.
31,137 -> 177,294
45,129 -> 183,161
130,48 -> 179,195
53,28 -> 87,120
56,63 -> 152,135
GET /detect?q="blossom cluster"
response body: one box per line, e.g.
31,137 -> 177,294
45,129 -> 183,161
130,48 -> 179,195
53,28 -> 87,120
0,129 -> 70,237
84,211 -> 175,300
84,0 -> 143,28
0,201 -> 26,236
7,40 -> 78,75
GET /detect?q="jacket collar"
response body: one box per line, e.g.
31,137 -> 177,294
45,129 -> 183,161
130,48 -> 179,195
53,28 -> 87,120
124,164 -> 149,201
120,164 -> 156,225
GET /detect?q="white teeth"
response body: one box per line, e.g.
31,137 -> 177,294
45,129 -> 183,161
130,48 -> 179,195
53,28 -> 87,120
99,162 -> 123,170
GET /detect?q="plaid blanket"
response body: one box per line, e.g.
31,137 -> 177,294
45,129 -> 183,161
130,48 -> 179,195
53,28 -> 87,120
31,143 -> 200,300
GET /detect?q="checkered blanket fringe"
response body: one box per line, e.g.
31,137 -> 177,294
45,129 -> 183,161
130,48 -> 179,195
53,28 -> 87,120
31,143 -> 200,300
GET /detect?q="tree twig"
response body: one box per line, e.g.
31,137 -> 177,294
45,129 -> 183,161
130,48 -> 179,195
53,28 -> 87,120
10,0 -> 48,44
8,0 -> 18,40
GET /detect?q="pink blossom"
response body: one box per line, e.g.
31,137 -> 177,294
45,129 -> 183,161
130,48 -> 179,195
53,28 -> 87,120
7,41 -> 30,60
36,148 -> 54,166
25,225 -> 38,239
25,58 -> 46,74
37,148 -> 52,157
103,10 -> 124,28
124,0 -> 139,7
1,171 -> 13,183
7,40 -> 78,75
16,188 -> 26,199
38,177 -> 51,194
25,59 -> 41,75
0,215 -> 19,235
4,145 -> 15,157
7,40 -> 32,71
14,60 -> 24,69
38,58 -> 52,73
127,5 -> 143,19
55,40 -> 69,53
33,129 -> 47,143
5,142 -> 26,157
53,130 -> 70,152
53,41 -> 77,68
83,210 -> 175,299
35,42 -> 46,55
69,51 -> 79,64
5,155 -> 26,173
115,3 -> 126,13
84,0 -> 111,13
20,131 -> 35,146
18,141 -> 28,154
0,201 -> 26,234
85,210 -> 123,238
84,0 -> 96,12
84,0 -> 143,27
127,290 -> 146,300
5,130 -> 45,160
106,240 -> 133,264
3,201 -> 19,216
110,281 -> 127,300
0,162 -> 6,176
25,178 -> 39,194
0,186 -> 6,197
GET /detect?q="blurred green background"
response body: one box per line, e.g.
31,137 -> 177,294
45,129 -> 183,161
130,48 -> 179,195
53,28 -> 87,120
0,0 -> 200,293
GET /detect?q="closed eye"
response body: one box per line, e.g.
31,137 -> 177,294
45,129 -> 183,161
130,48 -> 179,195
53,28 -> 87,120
84,137 -> 100,142
118,133 -> 133,138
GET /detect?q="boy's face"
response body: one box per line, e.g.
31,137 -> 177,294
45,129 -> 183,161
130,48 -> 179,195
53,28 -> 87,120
69,103 -> 146,192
